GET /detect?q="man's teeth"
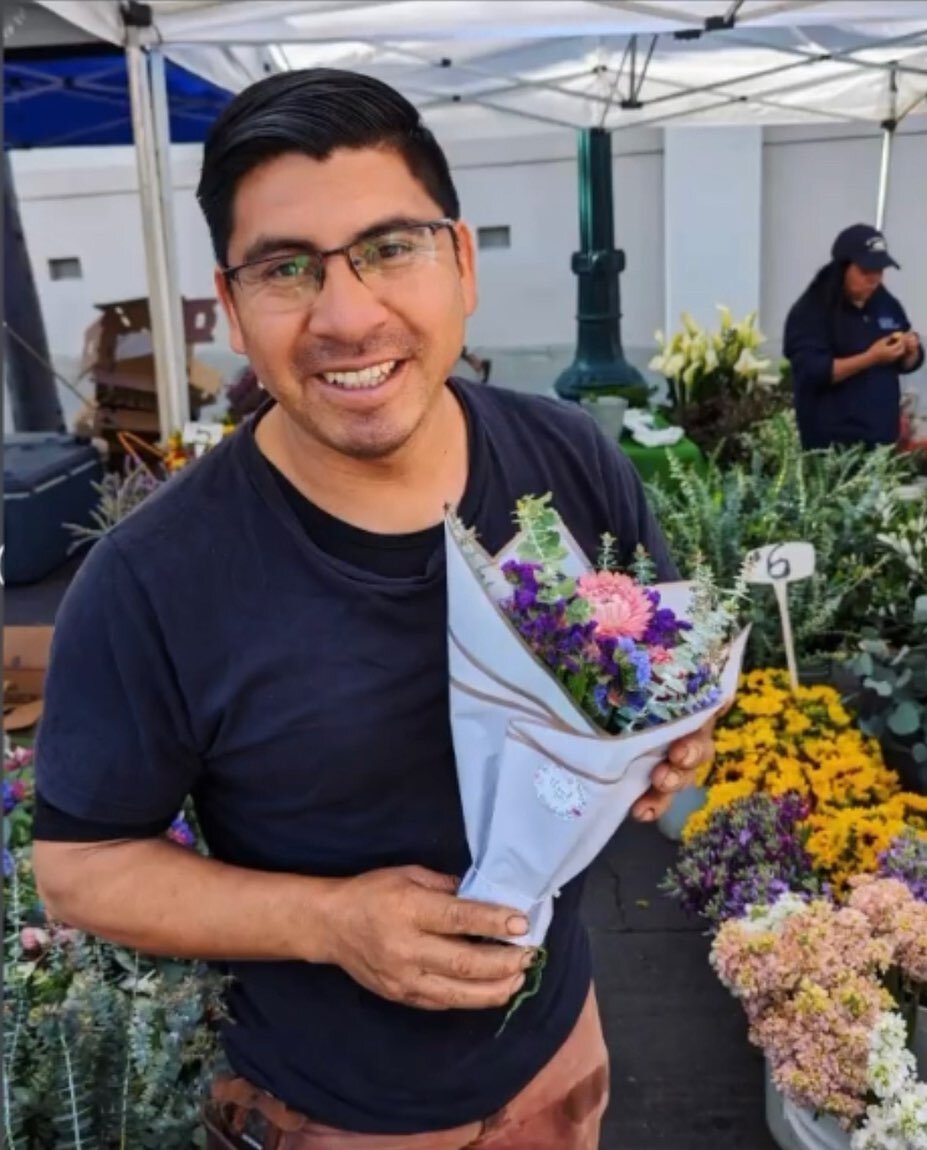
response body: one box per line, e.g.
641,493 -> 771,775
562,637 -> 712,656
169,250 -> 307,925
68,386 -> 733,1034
323,361 -> 397,389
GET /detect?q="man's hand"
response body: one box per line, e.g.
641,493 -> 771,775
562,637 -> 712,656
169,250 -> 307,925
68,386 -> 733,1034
319,866 -> 534,1011
631,721 -> 716,823
869,332 -> 907,366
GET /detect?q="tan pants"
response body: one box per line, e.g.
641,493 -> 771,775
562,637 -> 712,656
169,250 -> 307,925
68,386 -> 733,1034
206,989 -> 609,1150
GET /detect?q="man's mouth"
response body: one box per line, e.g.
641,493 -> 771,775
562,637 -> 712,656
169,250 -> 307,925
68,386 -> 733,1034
320,359 -> 402,390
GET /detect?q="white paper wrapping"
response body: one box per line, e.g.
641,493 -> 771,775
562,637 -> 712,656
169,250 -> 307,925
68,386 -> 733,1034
445,514 -> 750,948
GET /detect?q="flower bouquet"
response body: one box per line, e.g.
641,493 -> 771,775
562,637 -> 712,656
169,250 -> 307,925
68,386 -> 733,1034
444,493 -> 750,946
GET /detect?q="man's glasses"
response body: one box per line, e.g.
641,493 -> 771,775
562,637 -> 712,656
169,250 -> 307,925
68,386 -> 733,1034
222,219 -> 458,312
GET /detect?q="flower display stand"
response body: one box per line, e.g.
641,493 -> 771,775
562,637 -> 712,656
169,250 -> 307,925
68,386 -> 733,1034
656,784 -> 707,841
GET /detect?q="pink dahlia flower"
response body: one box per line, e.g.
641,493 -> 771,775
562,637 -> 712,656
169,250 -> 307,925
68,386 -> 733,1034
577,572 -> 655,641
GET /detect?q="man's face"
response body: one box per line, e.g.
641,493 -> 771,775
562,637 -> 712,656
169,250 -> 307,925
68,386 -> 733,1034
216,148 -> 477,460
843,262 -> 883,306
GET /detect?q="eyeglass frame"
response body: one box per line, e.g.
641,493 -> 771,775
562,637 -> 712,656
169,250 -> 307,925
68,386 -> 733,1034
220,217 -> 460,295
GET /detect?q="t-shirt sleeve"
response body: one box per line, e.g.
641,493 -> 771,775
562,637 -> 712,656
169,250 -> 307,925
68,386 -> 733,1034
784,299 -> 834,390
895,299 -> 926,375
35,534 -> 202,828
592,420 -> 679,582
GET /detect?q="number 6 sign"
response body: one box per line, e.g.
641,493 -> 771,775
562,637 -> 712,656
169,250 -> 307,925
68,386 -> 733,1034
743,542 -> 816,692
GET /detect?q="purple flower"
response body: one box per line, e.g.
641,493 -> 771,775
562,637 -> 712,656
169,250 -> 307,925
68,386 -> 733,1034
3,850 -> 13,879
660,792 -> 820,929
3,781 -> 15,814
877,831 -> 927,902
167,815 -> 196,848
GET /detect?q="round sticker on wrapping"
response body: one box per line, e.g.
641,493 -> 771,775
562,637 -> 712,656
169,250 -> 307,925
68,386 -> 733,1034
534,762 -> 587,820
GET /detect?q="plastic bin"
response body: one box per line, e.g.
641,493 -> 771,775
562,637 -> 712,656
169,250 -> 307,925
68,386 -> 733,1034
3,433 -> 104,585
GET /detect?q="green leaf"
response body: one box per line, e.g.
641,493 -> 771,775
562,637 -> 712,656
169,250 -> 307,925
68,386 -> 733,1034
888,701 -> 922,737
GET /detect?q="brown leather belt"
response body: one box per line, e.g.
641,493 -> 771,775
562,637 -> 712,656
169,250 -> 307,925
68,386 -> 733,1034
205,1075 -> 307,1150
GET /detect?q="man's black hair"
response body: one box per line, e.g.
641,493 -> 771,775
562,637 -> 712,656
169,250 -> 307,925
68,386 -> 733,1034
196,68 -> 461,267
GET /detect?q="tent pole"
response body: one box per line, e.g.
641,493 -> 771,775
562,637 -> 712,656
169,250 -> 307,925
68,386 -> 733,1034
126,30 -> 186,439
149,47 -> 190,429
876,66 -> 899,232
876,125 -> 894,231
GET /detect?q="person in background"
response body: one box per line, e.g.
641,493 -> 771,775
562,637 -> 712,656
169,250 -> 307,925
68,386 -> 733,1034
783,223 -> 923,450
460,344 -> 492,383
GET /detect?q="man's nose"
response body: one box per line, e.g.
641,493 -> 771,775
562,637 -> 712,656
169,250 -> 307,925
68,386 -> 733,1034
306,256 -> 392,341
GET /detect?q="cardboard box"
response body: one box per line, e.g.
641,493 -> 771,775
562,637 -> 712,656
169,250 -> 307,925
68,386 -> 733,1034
4,626 -> 53,733
80,297 -> 223,451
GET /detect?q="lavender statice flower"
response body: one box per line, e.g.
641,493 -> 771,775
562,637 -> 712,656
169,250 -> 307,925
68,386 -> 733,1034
660,791 -> 822,929
877,830 -> 927,903
167,814 -> 197,848
641,589 -> 692,647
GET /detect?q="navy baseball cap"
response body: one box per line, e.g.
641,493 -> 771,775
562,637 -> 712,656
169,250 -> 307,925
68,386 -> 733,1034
831,224 -> 900,270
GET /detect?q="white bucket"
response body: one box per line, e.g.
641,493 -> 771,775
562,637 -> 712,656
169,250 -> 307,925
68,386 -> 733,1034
783,1099 -> 852,1150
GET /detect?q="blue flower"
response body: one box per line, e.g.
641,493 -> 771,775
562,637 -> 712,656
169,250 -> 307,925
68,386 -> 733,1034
3,781 -> 15,815
3,849 -> 14,879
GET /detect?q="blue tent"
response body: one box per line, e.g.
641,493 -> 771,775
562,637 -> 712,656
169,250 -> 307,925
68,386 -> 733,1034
4,46 -> 233,149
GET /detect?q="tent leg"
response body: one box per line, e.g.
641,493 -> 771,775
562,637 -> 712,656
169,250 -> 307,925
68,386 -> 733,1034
150,47 -> 190,429
875,125 -> 894,232
126,33 -> 188,439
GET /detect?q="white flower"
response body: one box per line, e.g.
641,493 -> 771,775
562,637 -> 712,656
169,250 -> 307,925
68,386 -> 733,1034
868,1013 -> 918,1102
733,348 -> 771,377
717,304 -> 734,330
738,893 -> 808,934
851,1080 -> 927,1150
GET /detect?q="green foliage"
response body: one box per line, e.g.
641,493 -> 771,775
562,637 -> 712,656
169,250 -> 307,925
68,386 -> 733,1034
3,745 -> 226,1149
65,463 -> 165,551
645,412 -> 919,668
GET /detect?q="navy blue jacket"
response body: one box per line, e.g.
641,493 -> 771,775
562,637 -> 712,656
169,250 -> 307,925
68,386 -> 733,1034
784,276 -> 923,449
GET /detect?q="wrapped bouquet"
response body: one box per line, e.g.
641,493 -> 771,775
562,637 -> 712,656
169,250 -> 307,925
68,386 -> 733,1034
445,494 -> 750,947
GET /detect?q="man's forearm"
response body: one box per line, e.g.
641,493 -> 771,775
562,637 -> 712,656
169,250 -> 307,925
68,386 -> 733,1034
831,350 -> 873,384
33,837 -> 343,964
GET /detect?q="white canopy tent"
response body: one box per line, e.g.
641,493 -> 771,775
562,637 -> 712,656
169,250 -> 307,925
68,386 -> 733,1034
32,0 -> 927,433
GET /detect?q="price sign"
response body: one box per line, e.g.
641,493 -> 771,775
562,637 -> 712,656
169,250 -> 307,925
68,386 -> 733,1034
181,422 -> 225,456
742,542 -> 816,692
743,542 -> 815,586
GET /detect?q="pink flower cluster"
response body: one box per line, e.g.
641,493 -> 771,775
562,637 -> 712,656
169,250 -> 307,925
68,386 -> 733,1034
576,572 -> 654,640
848,875 -> 927,986
711,899 -> 894,1124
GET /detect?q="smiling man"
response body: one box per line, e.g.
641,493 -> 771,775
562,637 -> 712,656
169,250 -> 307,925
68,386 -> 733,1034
32,70 -> 714,1150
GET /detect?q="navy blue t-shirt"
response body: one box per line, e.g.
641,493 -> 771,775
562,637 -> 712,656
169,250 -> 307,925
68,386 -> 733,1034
784,282 -> 923,449
35,379 -> 675,1134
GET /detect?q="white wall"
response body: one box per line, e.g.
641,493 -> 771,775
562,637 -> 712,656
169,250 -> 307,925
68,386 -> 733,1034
9,120 -> 926,414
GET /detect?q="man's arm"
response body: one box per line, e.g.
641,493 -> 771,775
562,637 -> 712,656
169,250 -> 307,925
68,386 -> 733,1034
33,835 -> 338,962
33,536 -> 529,1011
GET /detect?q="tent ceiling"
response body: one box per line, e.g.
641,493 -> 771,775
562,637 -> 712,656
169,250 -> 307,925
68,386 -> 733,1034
28,0 -> 927,139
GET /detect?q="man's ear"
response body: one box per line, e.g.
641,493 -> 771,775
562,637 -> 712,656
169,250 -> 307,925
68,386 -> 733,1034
453,222 -> 479,318
215,268 -> 246,356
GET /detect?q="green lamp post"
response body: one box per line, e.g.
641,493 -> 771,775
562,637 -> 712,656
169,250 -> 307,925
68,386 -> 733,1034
554,127 -> 648,404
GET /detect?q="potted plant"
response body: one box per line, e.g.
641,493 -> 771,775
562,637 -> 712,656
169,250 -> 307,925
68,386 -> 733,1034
648,306 -> 790,466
